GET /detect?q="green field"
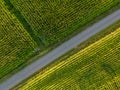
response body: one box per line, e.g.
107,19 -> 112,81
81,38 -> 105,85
13,27 -> 120,90
1,0 -> 120,84
0,1 -> 37,78
8,0 -> 120,46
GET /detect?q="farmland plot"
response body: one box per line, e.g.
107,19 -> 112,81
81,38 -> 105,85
9,0 -> 120,46
14,27 -> 120,90
0,1 -> 37,78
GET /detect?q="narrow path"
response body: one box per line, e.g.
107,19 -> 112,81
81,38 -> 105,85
0,9 -> 120,90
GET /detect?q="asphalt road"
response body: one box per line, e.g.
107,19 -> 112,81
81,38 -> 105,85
0,9 -> 120,90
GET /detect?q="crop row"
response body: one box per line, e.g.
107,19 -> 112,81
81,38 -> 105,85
9,0 -> 120,46
15,27 -> 120,90
0,1 -> 37,78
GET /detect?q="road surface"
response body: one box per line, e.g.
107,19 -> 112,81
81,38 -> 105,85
0,9 -> 120,90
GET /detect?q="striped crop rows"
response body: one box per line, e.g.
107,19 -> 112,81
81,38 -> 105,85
10,0 -> 120,46
0,0 -> 37,78
14,27 -> 120,90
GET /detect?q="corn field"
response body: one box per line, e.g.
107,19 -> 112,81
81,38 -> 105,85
14,28 -> 120,90
0,0 -> 37,78
9,0 -> 120,46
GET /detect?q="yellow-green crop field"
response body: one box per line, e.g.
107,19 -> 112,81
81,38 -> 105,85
1,0 -> 120,84
9,0 -> 120,46
0,1 -> 37,78
14,27 -> 120,90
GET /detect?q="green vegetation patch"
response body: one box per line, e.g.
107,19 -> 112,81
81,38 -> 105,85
9,0 -> 120,46
0,1 -> 37,79
14,27 -> 120,90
